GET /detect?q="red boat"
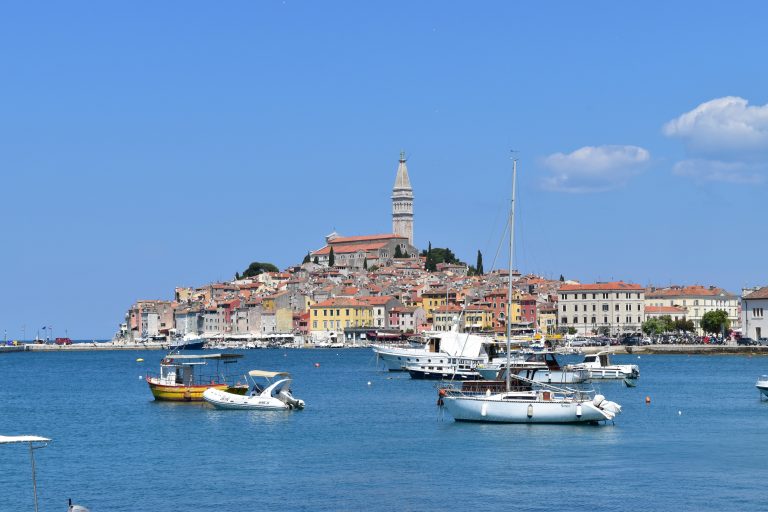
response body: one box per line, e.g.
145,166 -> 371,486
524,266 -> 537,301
55,337 -> 72,345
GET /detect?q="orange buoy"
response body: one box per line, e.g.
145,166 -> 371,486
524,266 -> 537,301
645,396 -> 651,404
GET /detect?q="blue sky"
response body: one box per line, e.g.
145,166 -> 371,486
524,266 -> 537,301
1,1 -> 767,338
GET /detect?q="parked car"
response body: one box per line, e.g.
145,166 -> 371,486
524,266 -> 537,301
737,337 -> 756,346
758,338 -> 768,346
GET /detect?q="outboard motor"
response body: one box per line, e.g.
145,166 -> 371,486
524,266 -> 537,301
278,389 -> 305,410
68,498 -> 91,512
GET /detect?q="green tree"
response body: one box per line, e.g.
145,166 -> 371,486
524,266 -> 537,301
674,318 -> 695,332
424,242 -> 434,271
642,318 -> 662,335
235,271 -> 241,280
363,258 -> 368,270
658,315 -> 675,333
313,256 -> 319,265
598,326 -> 611,336
559,274 -> 565,282
242,262 -> 279,278
476,250 -> 484,275
394,245 -> 404,258
302,252 -> 311,264
328,247 -> 335,267
701,310 -> 730,334
567,327 -> 577,335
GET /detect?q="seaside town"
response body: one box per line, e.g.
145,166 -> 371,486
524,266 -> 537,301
110,153 -> 768,350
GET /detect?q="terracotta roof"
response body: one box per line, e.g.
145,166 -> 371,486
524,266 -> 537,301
560,281 -> 643,292
646,285 -> 734,299
744,286 -> 768,300
358,295 -> 396,305
312,242 -> 387,256
646,306 -> 687,314
330,234 -> 404,243
312,298 -> 370,308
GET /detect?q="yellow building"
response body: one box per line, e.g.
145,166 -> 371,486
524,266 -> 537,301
309,298 -> 373,332
420,289 -> 457,320
463,305 -> 495,332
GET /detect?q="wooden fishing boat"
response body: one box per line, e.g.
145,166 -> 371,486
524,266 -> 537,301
146,353 -> 248,401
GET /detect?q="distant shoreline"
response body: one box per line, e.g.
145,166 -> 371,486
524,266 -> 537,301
2,343 -> 767,356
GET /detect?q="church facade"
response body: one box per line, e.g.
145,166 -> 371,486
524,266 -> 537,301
310,153 -> 418,269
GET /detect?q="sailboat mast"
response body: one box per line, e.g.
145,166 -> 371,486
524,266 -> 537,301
506,158 -> 517,392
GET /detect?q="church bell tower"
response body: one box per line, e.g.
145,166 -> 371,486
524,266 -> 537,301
392,151 -> 414,246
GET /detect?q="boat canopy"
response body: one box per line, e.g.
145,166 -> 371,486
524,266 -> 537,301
248,370 -> 290,378
0,435 -> 51,444
164,353 -> 243,361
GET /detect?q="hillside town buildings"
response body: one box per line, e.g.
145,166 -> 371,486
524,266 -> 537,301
116,153 -> 751,345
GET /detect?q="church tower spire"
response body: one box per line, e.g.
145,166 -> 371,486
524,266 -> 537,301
392,151 -> 414,246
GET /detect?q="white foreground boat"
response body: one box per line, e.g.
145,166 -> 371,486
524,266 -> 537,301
439,158 -> 621,424
571,351 -> 639,379
441,383 -> 621,423
756,375 -> 768,398
203,370 -> 305,410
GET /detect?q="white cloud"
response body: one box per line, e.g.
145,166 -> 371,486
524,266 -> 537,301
540,145 -> 650,193
664,96 -> 768,184
672,159 -> 764,184
663,96 -> 768,157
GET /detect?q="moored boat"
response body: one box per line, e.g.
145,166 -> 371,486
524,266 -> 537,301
756,375 -> 768,398
406,356 -> 484,380
203,370 -> 305,410
478,351 -> 589,384
373,329 -> 492,371
146,353 -> 248,401
439,158 -> 621,424
570,351 -> 639,380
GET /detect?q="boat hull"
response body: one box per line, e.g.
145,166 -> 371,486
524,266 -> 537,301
407,368 -> 478,380
146,379 -> 248,402
373,346 -> 450,371
442,394 -> 611,424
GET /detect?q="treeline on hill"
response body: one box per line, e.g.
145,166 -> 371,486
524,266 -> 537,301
422,243 -> 485,275
235,261 -> 280,280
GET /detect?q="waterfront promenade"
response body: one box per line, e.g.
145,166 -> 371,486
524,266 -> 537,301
3,343 -> 768,355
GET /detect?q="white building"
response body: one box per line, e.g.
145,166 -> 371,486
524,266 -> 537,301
558,281 -> 645,335
742,286 -> 768,340
646,285 -> 739,334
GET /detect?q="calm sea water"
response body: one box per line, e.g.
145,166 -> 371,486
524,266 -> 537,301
1,349 -> 767,511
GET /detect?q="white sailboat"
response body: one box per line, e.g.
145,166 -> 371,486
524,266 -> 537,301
440,157 -> 622,424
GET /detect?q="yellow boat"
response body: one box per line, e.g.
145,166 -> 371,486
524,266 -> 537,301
146,353 -> 248,402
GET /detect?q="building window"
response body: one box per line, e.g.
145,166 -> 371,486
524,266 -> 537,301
561,317 -> 567,324
615,304 -> 619,311
573,317 -> 578,324
602,304 -> 609,312
313,320 -> 317,328
592,304 -> 596,311
754,308 -> 764,318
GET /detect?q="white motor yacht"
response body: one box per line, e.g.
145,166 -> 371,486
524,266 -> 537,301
478,351 -> 589,384
373,329 -> 492,371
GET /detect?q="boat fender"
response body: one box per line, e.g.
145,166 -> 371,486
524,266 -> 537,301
576,404 -> 582,418
593,394 -> 605,407
527,404 -> 533,418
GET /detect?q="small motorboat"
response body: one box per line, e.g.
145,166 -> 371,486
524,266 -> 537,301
203,370 -> 305,410
756,375 -> 768,399
571,351 -> 639,380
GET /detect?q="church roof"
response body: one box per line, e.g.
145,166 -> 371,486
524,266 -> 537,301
394,151 -> 412,190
